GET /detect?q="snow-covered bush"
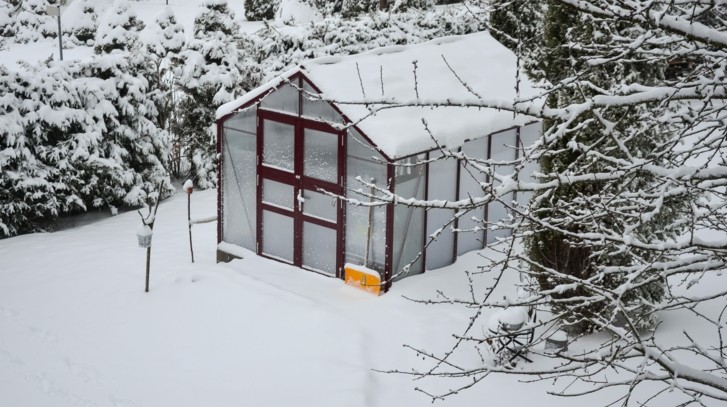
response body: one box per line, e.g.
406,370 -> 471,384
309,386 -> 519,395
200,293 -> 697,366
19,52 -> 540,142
247,4 -> 486,81
0,1 -> 14,38
0,49 -> 173,237
276,0 -> 323,26
244,0 -> 279,21
94,0 -> 145,54
144,7 -> 185,61
63,0 -> 98,46
175,0 -> 252,189
142,8 -> 186,175
8,0 -> 55,43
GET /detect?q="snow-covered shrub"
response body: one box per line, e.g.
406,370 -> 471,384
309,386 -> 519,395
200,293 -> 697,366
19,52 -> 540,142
9,0 -> 55,43
276,0 -> 323,26
246,4 -> 487,81
0,1 -> 14,38
0,48 -> 173,237
391,0 -> 435,12
144,7 -> 185,61
0,63 -> 105,236
340,0 -> 378,17
94,0 -> 145,54
142,8 -> 186,174
63,0 -> 98,46
77,51 -> 172,206
175,0 -> 252,189
244,0 -> 279,21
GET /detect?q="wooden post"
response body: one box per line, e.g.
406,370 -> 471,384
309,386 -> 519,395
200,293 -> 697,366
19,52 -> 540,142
145,246 -> 151,293
188,193 -> 194,263
184,180 -> 194,263
138,182 -> 163,293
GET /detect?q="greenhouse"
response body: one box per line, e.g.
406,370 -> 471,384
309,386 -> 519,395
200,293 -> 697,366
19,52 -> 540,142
215,32 -> 540,292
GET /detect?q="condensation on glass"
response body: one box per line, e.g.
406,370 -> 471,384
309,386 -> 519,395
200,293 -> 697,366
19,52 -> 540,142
345,130 -> 387,273
262,179 -> 294,211
515,122 -> 541,210
457,137 -> 488,254
425,150 -> 458,270
260,83 -> 299,114
303,222 -> 337,275
222,107 -> 257,251
304,128 -> 338,183
301,80 -> 343,124
262,210 -> 294,263
487,128 -> 518,244
393,154 -> 426,280
263,120 -> 294,172
301,189 -> 337,222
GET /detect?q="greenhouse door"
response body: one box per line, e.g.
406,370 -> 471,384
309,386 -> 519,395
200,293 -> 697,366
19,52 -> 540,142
257,111 -> 345,277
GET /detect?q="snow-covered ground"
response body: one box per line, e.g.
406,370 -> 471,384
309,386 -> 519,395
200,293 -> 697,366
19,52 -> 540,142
1,188 -> 723,406
0,0 -> 264,70
3,1 -> 726,405
0,189 -> 539,406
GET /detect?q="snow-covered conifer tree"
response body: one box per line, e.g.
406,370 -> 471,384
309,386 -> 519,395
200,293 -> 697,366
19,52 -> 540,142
0,63 -> 100,236
340,0 -> 378,17
143,8 -> 186,177
78,51 -> 172,206
94,0 -> 145,54
144,7 -> 185,129
487,0 -> 543,77
244,0 -> 279,21
176,0 -> 251,188
63,0 -> 98,45
0,1 -> 14,39
522,1 -> 681,334
11,0 -> 54,43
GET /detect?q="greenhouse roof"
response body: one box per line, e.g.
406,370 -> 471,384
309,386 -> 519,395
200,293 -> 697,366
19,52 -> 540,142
217,31 -> 540,159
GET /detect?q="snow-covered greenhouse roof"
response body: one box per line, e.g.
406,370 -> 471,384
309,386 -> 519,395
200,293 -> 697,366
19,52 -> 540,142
217,31 -> 539,159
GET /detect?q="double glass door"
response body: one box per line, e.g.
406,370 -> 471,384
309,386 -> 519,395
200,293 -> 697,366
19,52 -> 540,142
257,111 -> 344,276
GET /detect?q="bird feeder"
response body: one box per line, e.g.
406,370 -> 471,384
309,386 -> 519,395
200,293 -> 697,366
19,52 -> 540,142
137,224 -> 153,248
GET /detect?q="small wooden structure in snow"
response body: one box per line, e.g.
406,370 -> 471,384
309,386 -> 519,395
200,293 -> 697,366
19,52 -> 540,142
215,32 -> 541,293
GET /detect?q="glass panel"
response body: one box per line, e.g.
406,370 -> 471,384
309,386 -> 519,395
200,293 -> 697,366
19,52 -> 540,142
302,81 -> 343,124
516,122 -> 541,208
393,155 -> 426,280
260,83 -> 299,114
457,137 -> 488,255
488,128 -> 518,244
262,179 -> 294,211
263,120 -> 294,172
303,222 -> 337,275
345,130 -> 387,273
304,128 -> 338,183
262,210 -> 294,263
487,200 -> 511,244
223,108 -> 256,134
302,189 -> 337,222
222,123 -> 257,250
345,203 -> 386,272
425,151 -> 457,269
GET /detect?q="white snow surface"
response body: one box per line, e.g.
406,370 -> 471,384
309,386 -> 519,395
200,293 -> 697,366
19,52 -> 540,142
219,31 -> 541,159
0,0 -> 263,70
275,0 -> 323,26
1,188 -> 724,406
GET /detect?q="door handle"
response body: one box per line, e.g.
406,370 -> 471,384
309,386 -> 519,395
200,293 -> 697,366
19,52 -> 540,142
297,190 -> 305,209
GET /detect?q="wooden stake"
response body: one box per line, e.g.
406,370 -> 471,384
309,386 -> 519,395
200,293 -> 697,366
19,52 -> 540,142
188,192 -> 194,263
139,182 -> 163,293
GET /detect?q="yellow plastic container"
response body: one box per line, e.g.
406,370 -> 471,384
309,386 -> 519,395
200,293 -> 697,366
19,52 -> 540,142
344,263 -> 382,295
